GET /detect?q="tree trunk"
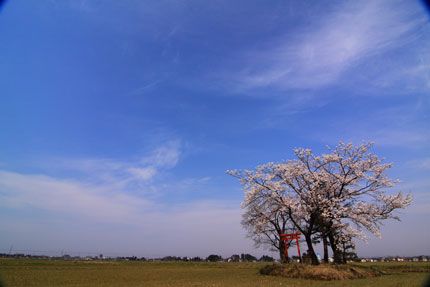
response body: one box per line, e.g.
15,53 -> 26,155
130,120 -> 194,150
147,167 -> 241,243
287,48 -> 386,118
304,234 -> 319,265
342,243 -> 347,264
328,233 -> 343,264
279,239 -> 288,264
322,234 -> 329,263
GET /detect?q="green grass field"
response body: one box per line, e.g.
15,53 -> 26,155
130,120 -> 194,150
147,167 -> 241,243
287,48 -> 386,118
0,259 -> 428,287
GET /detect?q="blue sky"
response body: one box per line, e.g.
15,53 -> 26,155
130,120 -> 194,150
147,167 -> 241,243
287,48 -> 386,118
0,0 -> 429,258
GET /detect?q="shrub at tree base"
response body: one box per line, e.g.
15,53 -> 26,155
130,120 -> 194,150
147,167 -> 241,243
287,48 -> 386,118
259,264 -> 383,281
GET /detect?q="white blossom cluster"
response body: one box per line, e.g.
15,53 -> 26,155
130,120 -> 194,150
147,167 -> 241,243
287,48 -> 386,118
227,142 -> 412,263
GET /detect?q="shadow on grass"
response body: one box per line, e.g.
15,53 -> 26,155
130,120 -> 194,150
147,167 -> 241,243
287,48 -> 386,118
423,273 -> 430,287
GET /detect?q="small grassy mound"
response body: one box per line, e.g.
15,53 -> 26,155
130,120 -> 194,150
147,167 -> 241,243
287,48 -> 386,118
260,264 -> 383,281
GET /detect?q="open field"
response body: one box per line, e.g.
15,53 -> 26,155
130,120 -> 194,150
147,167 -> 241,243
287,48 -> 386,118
0,259 -> 428,287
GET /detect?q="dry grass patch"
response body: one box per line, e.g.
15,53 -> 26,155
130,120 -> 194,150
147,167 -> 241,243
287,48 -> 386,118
260,264 -> 383,280
1,259 -> 428,286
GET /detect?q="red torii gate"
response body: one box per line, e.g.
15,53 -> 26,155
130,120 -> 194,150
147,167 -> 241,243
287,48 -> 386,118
280,232 -> 302,261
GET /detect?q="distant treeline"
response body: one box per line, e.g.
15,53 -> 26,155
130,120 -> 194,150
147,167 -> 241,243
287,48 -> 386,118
157,254 -> 276,262
0,253 -> 277,262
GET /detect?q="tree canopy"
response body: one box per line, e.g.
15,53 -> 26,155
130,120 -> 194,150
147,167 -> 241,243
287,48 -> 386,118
228,142 -> 412,264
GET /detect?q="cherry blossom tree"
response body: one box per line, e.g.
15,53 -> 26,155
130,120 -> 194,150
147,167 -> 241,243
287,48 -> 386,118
294,142 -> 413,263
240,181 -> 298,263
228,162 -> 322,264
228,142 -> 412,265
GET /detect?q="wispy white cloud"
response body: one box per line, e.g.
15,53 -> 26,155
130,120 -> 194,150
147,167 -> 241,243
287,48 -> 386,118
49,140 -> 182,188
0,141 -> 186,231
0,140 -> 220,226
47,0 -> 95,14
0,170 -> 152,224
406,158 -> 430,170
129,79 -> 164,96
317,125 -> 429,150
358,129 -> 429,148
0,130 -> 253,257
0,167 -> 248,257
255,93 -> 330,129
0,197 -> 249,258
157,176 -> 213,198
0,168 -> 234,226
224,0 -> 426,92
141,140 -> 181,168
127,166 -> 157,181
311,102 -> 430,149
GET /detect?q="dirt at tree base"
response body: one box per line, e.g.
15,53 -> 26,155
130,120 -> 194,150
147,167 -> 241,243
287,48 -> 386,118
260,264 -> 384,281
